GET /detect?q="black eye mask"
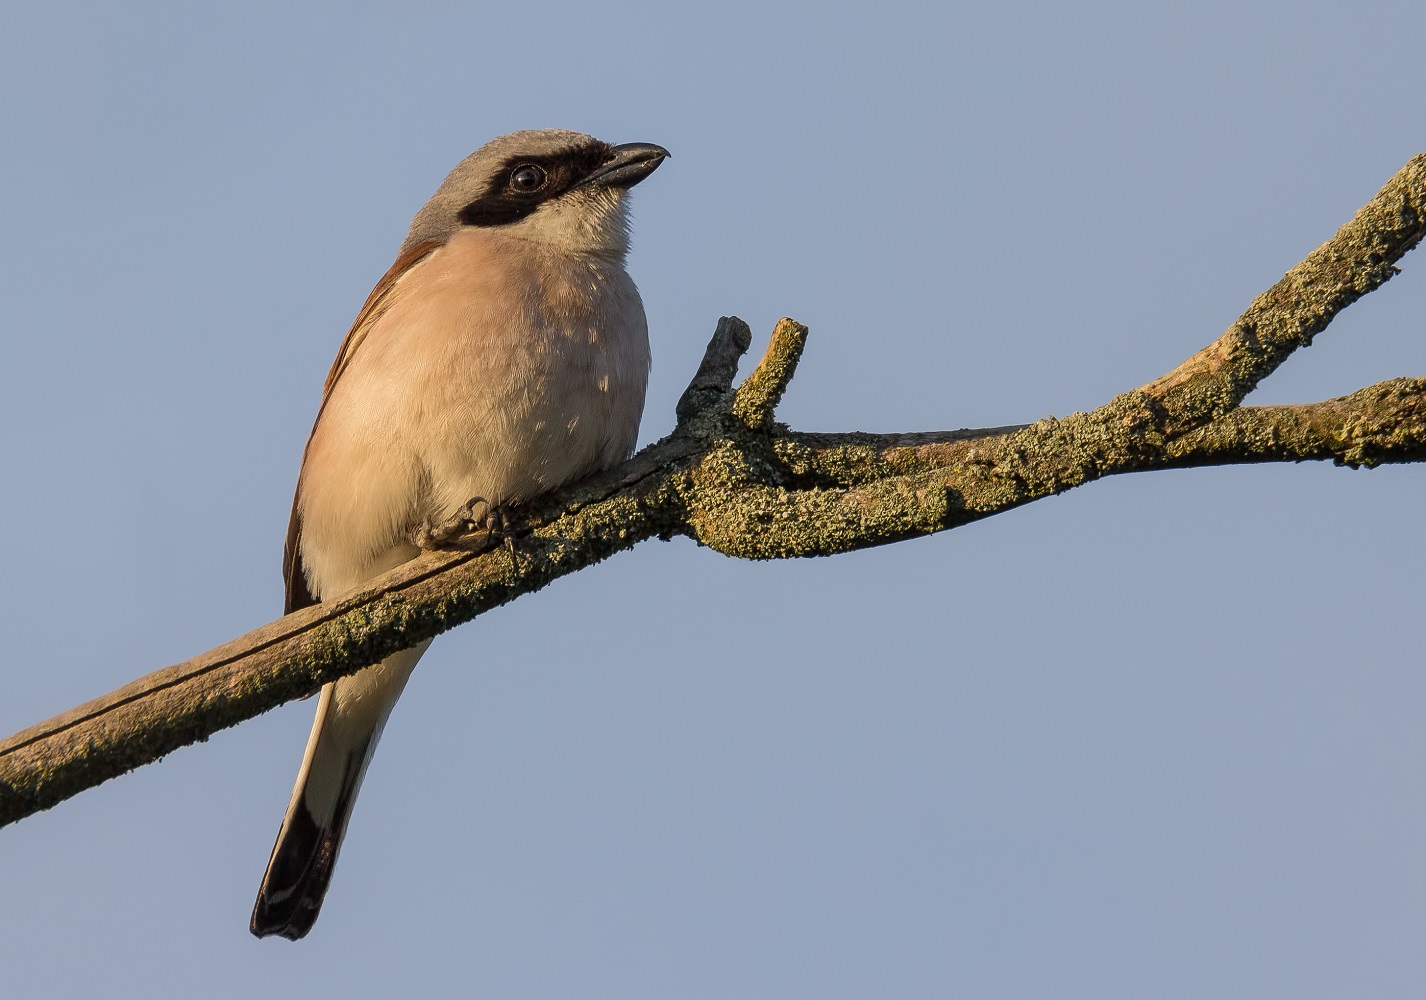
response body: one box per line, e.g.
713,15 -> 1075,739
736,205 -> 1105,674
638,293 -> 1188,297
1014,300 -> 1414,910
458,141 -> 613,227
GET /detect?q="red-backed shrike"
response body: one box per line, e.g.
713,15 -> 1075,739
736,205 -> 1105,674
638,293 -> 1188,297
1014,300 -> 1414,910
251,130 -> 667,940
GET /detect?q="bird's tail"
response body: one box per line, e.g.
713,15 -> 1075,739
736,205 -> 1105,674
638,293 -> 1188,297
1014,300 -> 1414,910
250,642 -> 429,940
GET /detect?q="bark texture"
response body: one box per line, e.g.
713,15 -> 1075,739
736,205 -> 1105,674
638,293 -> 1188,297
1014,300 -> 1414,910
2,155 -> 1423,829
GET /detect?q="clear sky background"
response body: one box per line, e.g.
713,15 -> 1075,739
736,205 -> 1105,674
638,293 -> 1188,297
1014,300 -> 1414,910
1,2 -> 1423,997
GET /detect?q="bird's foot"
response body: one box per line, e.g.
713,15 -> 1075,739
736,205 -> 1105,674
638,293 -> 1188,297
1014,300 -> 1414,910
414,497 -> 525,554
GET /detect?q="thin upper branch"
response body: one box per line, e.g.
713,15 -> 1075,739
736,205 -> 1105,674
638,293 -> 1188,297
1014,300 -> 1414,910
1141,154 -> 1426,430
2,155 -> 1423,830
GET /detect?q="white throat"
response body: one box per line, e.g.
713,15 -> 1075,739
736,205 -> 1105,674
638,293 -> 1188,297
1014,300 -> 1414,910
500,187 -> 634,260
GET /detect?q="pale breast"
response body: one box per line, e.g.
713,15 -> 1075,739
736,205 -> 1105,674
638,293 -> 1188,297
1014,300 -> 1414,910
297,228 -> 650,599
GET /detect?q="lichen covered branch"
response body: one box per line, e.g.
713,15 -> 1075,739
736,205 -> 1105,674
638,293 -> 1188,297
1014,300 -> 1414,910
1163,378 -> 1426,470
1141,154 -> 1426,430
732,317 -> 808,430
2,156 -> 1423,830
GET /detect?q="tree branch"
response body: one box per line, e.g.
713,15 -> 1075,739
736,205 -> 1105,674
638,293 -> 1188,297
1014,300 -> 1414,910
732,317 -> 808,430
2,155 -> 1423,829
1163,378 -> 1426,470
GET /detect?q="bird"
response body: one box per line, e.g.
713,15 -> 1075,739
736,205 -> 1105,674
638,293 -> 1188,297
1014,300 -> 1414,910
250,129 -> 668,940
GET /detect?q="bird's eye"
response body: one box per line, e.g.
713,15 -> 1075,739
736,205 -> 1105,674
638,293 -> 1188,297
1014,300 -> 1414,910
509,164 -> 547,192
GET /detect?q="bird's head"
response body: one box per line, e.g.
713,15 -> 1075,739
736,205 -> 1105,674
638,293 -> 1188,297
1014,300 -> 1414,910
404,129 -> 669,260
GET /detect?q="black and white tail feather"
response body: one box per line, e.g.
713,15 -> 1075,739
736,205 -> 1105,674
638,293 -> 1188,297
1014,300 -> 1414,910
250,690 -> 377,939
250,642 -> 426,940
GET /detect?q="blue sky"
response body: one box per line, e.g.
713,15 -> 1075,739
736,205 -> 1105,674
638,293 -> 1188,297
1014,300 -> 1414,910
1,2 -> 1423,997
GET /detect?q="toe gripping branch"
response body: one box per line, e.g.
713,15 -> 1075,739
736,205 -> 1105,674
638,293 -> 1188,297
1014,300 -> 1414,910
414,497 -> 524,554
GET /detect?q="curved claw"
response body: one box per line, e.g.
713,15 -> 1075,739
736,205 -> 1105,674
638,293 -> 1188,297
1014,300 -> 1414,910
413,496 -> 494,550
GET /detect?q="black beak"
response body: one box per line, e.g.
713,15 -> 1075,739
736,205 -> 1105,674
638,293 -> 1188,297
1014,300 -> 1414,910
577,142 -> 670,190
